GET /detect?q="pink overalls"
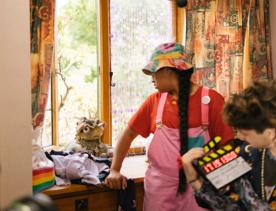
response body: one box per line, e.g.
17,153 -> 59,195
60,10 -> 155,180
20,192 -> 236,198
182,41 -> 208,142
143,87 -> 210,211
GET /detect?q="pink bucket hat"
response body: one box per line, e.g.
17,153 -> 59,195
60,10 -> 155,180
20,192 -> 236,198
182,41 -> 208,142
143,42 -> 193,75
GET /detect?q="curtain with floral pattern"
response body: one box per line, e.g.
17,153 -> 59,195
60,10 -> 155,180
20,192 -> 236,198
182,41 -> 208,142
248,0 -> 272,81
185,0 -> 272,98
30,0 -> 55,130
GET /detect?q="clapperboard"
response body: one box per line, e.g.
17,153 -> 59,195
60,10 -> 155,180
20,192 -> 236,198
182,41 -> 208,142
193,137 -> 252,189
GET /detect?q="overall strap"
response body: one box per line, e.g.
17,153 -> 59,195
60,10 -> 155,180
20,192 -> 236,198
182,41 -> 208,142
156,92 -> 168,128
201,87 -> 210,130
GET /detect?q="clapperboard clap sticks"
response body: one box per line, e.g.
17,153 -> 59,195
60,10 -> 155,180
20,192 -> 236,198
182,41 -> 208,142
193,137 -> 252,190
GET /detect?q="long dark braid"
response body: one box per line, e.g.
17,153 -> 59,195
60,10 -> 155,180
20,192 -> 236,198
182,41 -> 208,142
175,68 -> 193,193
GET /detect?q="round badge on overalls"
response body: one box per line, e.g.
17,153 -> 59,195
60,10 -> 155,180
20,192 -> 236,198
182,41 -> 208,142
201,95 -> 211,104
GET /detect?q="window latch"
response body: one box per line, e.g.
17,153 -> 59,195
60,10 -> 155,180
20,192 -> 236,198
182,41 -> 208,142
110,71 -> 116,87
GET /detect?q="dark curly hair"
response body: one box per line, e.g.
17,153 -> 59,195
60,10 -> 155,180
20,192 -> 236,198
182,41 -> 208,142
223,80 -> 276,133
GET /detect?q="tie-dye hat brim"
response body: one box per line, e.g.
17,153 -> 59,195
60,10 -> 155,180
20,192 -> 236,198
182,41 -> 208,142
142,43 -> 193,75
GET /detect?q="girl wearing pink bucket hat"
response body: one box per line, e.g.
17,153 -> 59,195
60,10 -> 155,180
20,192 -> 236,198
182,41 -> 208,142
105,43 -> 234,210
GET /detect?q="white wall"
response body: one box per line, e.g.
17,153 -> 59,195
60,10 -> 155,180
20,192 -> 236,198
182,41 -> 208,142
270,0 -> 276,78
0,1 -> 32,209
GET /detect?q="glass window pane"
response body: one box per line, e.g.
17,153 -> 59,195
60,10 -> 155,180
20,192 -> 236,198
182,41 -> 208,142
56,0 -> 98,147
110,0 -> 173,146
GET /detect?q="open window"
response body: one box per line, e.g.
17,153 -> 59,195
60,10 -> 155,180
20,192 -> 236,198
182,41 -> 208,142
41,0 -> 175,148
42,0 -> 99,147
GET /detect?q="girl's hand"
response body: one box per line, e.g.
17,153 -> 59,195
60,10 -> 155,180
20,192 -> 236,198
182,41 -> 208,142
181,148 -> 205,190
104,169 -> 127,190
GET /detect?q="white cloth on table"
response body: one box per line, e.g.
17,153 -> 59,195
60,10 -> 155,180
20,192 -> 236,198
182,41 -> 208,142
51,152 -> 109,186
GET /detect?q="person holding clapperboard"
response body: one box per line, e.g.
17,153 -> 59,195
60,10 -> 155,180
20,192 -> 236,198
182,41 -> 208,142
181,80 -> 276,211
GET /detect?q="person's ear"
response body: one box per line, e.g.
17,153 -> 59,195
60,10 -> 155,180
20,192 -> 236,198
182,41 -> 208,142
263,128 -> 276,141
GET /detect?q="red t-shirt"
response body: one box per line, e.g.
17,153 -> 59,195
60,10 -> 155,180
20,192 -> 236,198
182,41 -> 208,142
128,87 -> 234,145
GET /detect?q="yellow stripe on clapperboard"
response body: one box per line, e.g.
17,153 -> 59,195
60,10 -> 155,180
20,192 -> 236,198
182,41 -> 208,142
197,138 -> 235,166
203,136 -> 222,153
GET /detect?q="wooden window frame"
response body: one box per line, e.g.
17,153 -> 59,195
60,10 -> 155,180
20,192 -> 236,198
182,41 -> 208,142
98,0 -> 111,145
50,0 -> 179,146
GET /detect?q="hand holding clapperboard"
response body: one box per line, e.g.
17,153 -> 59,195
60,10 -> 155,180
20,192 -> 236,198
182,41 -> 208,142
192,137 -> 252,190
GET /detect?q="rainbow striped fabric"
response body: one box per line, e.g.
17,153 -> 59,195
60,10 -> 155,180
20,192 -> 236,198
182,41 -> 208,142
32,167 -> 55,193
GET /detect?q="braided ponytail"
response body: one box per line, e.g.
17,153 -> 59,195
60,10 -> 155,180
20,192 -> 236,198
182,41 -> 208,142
175,68 -> 193,193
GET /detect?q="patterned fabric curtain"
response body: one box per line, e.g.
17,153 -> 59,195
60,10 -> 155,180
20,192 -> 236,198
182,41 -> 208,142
248,0 -> 272,80
30,0 -> 55,130
185,0 -> 272,98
